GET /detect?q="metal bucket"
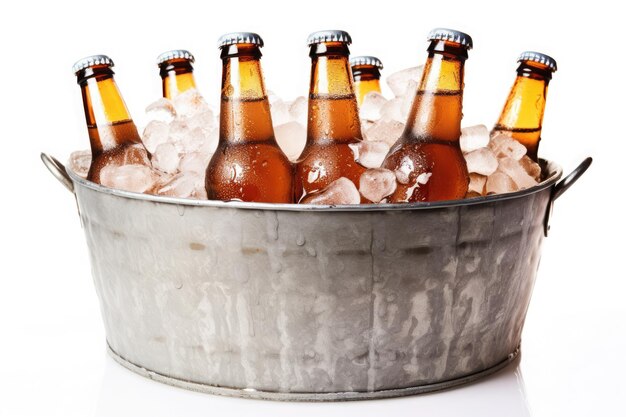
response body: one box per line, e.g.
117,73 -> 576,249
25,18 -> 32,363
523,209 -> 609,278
42,154 -> 591,401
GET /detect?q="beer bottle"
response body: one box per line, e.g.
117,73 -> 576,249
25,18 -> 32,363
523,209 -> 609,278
382,28 -> 472,202
73,55 -> 151,184
205,32 -> 294,203
157,49 -> 197,99
492,51 -> 557,161
295,30 -> 366,202
350,55 -> 383,105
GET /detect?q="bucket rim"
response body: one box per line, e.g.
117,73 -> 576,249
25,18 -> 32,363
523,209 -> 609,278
67,159 -> 562,212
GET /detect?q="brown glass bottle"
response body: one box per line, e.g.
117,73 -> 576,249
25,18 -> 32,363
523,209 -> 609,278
382,28 -> 472,202
493,51 -> 557,161
73,55 -> 151,184
295,30 -> 366,202
350,56 -> 383,105
157,50 -> 197,99
205,32 -> 293,203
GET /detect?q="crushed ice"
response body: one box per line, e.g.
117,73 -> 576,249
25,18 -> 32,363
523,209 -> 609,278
70,66 -> 541,201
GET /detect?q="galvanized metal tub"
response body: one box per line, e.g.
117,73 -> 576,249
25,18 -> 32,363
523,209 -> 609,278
42,154 -> 591,401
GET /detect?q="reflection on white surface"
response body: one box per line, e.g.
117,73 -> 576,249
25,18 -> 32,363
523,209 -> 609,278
95,353 -> 531,417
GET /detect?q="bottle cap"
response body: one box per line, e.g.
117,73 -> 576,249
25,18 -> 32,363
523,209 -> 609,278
518,51 -> 557,72
350,56 -> 383,69
307,30 -> 352,46
157,50 -> 195,65
218,32 -> 264,48
72,55 -> 114,74
427,28 -> 473,49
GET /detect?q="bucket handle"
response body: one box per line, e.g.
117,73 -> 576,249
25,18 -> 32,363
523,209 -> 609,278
41,153 -> 74,194
544,157 -> 592,236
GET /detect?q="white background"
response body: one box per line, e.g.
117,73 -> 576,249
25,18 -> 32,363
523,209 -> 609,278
0,0 -> 623,416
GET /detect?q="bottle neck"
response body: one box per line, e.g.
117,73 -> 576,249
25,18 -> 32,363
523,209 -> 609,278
78,67 -> 140,153
352,65 -> 382,105
494,61 -> 551,157
307,42 -> 362,144
159,60 -> 197,99
219,44 -> 274,143
404,41 -> 466,143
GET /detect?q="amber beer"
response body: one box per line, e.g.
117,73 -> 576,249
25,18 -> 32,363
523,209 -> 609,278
493,51 -> 557,161
382,28 -> 472,202
73,55 -> 151,184
295,30 -> 366,202
205,32 -> 293,203
157,49 -> 197,99
350,56 -> 383,105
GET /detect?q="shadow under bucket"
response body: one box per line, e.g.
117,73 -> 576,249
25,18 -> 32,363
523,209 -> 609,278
42,154 -> 591,401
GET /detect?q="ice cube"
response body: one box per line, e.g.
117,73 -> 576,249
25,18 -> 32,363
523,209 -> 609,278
485,171 -> 518,195
361,119 -> 374,131
270,98 -> 291,126
179,151 -> 210,174
359,91 -> 388,122
156,172 -> 199,198
267,90 -> 280,105
363,119 -> 404,147
187,109 -> 215,131
386,66 -> 424,98
349,140 -> 390,169
172,88 -> 209,117
168,118 -> 190,145
359,168 -> 397,203
274,121 -> 306,162
99,164 -> 159,194
197,127 -> 219,155
300,177 -> 360,205
467,173 -> 487,196
400,80 -> 418,119
497,157 -> 538,189
193,185 -> 208,200
121,144 -> 152,166
152,142 -> 180,174
519,155 -> 542,181
174,126 -> 206,154
145,98 -> 176,123
460,125 -> 490,153
464,147 -> 498,176
69,150 -> 91,178
380,97 -> 404,122
489,133 -> 527,160
289,96 -> 307,126
142,120 -> 170,154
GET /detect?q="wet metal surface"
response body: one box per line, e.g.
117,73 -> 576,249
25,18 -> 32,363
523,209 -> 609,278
71,164 -> 558,397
